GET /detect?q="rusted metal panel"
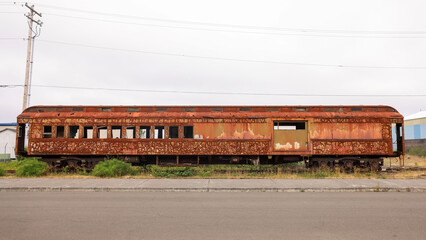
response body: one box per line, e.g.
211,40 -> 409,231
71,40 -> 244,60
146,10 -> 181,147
193,122 -> 270,140
17,105 -> 404,157
273,130 -> 308,151
29,140 -> 271,155
310,123 -> 383,140
312,140 -> 391,155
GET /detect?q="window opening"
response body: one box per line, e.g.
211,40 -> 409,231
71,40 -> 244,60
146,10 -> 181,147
351,107 -> 362,111
101,107 -> 111,112
112,126 -> 122,138
295,107 -> 307,112
125,126 -> 136,139
184,107 -> 194,112
140,126 -> 151,139
156,107 -> 168,111
274,122 -> 305,130
240,107 -> 251,111
43,126 -> 52,138
211,108 -> 223,112
56,126 -> 65,138
97,126 -> 108,139
69,126 -> 79,138
169,126 -> 179,139
183,126 -> 194,139
83,126 -> 94,139
72,107 -> 83,111
154,126 -> 165,139
127,107 -> 139,112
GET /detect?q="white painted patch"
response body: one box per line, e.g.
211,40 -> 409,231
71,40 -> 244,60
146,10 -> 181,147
294,142 -> 300,149
275,142 -> 293,150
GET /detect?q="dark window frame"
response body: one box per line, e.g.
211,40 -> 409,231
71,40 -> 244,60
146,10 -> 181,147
43,126 -> 52,138
273,121 -> 306,130
56,126 -> 65,138
169,126 -> 179,139
140,126 -> 151,139
68,126 -> 79,139
183,126 -> 194,139
97,126 -> 108,139
154,126 -> 165,139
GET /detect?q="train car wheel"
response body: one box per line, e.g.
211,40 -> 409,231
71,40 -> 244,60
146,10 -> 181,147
342,160 -> 354,171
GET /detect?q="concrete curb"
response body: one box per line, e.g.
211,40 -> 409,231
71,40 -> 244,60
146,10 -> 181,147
1,187 -> 425,192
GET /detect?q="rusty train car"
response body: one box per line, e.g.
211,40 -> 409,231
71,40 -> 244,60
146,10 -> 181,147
16,105 -> 404,170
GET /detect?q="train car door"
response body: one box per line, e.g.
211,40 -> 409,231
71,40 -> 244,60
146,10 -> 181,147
273,121 -> 308,151
392,123 -> 404,155
17,123 -> 26,154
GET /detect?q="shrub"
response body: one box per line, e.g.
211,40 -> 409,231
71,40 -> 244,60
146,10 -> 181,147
91,159 -> 135,177
149,165 -> 197,178
1,160 -> 22,170
16,159 -> 48,177
407,147 -> 426,157
0,166 -> 5,176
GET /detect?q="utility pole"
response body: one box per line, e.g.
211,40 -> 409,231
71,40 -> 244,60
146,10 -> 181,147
22,3 -> 42,111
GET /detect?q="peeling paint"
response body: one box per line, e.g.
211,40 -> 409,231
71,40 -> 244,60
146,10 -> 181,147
16,105 -> 405,157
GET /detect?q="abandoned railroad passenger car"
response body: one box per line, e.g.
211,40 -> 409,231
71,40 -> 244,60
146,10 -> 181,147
16,105 -> 404,169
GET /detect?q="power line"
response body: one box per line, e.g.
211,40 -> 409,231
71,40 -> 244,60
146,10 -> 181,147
37,39 -> 426,70
43,13 -> 426,39
1,84 -> 425,97
35,3 -> 426,35
0,37 -> 24,40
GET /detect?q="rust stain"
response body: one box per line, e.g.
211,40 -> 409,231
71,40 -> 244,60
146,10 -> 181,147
16,105 -> 404,157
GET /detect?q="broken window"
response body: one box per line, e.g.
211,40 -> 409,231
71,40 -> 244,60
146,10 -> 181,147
184,107 -> 194,112
72,107 -> 84,111
101,107 -> 111,112
154,126 -> 164,139
112,126 -> 122,138
295,107 -> 307,112
127,107 -> 139,112
274,122 -> 305,130
56,126 -> 65,138
140,126 -> 151,139
43,126 -> 52,138
83,126 -> 94,139
323,108 -> 337,112
69,126 -> 79,138
125,126 -> 136,139
183,126 -> 193,139
169,126 -> 179,139
97,126 -> 108,139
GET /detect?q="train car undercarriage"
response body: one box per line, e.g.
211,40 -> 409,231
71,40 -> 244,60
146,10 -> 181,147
35,155 -> 385,171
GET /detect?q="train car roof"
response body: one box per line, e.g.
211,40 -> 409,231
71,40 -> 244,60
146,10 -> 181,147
18,105 -> 403,119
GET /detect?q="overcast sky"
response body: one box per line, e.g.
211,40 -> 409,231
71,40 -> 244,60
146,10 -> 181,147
1,0 -> 426,122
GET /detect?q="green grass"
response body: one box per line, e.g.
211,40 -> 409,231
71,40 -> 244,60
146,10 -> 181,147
149,165 -> 198,178
407,147 -> 426,157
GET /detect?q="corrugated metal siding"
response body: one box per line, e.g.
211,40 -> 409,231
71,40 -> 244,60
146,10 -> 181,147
405,123 -> 426,140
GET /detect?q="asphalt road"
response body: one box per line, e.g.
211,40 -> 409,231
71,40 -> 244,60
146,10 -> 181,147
0,192 -> 425,240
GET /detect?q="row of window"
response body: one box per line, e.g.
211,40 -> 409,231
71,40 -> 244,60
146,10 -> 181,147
42,125 -> 194,139
28,106 -> 393,113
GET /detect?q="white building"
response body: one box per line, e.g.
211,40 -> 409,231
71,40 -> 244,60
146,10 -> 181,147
404,111 -> 426,150
0,123 -> 16,160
